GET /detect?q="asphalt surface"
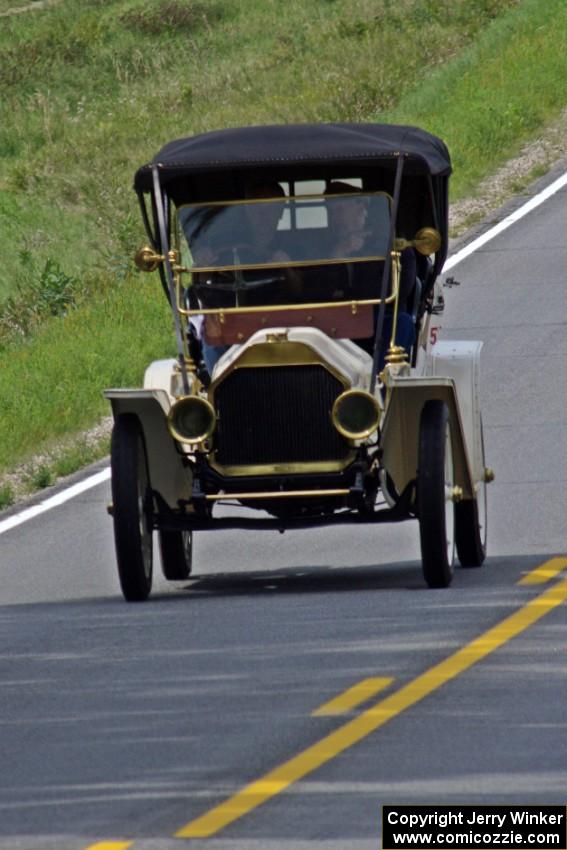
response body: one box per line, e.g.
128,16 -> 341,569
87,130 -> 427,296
1,167 -> 567,850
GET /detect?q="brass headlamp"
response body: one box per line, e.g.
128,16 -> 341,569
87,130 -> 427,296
332,389 -> 381,440
168,396 -> 216,444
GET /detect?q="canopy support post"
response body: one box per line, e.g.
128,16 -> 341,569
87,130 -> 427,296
369,154 -> 405,395
152,166 -> 190,395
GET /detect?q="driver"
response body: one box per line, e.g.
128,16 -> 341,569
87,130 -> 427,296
193,181 -> 289,268
196,180 -> 296,376
241,180 -> 290,264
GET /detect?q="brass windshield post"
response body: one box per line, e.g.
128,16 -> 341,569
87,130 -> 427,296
384,249 -> 408,366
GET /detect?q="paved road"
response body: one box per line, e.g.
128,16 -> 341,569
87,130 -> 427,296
1,167 -> 567,850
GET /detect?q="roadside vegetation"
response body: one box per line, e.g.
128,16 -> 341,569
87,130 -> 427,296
1,0 -> 566,500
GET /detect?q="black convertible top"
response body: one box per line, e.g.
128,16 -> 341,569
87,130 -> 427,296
135,122 -> 452,280
134,123 -> 451,192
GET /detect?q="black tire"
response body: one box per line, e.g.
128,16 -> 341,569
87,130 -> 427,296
418,400 -> 455,588
455,416 -> 487,568
159,529 -> 193,580
110,415 -> 153,601
455,496 -> 486,567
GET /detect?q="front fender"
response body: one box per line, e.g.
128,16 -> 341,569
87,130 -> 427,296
381,377 -> 475,499
104,389 -> 191,510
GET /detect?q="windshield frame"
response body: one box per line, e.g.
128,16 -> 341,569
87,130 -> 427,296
177,190 -> 392,274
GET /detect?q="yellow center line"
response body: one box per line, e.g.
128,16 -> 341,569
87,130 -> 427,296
518,556 -> 567,585
84,842 -> 134,850
312,676 -> 394,716
175,575 -> 567,839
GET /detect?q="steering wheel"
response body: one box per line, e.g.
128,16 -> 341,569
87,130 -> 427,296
210,244 -> 287,290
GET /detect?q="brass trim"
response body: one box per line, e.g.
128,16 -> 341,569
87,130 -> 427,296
385,343 -> 409,366
205,488 -> 350,502
178,295 -> 395,319
134,245 -> 179,272
211,341 -> 337,373
208,340 -> 351,393
394,227 -> 442,257
135,245 -> 164,272
331,389 -> 381,440
190,254 -> 387,275
207,458 -> 355,477
167,396 -> 217,445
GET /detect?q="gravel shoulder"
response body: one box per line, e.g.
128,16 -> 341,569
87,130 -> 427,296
450,107 -> 567,235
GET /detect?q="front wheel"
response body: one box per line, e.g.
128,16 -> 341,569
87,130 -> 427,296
110,415 -> 153,601
417,400 -> 455,588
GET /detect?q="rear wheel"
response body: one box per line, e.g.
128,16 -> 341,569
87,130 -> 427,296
159,529 -> 193,580
110,415 -> 153,601
455,420 -> 487,567
418,400 -> 455,588
455,493 -> 486,567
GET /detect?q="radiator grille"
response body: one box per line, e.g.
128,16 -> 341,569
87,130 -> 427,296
213,365 -> 350,468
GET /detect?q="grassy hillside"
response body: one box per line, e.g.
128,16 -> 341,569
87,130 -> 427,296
1,0 -> 567,500
0,0 -> 523,301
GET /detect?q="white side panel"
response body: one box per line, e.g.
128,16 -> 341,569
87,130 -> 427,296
143,359 -> 178,398
425,341 -> 484,484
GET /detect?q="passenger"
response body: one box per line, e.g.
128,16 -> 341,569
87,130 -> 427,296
325,181 -> 370,259
324,180 -> 416,367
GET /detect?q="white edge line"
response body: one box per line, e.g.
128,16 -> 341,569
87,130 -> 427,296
443,170 -> 567,272
0,468 -> 111,536
1,169 -> 566,537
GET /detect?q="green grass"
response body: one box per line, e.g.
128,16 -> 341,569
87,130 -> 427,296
384,0 -> 567,197
5,434 -> 111,503
1,0 -> 566,487
0,483 -> 15,510
51,435 -> 111,479
26,463 -> 54,490
0,274 -> 173,470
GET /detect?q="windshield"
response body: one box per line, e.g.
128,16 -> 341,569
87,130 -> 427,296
178,191 -> 391,272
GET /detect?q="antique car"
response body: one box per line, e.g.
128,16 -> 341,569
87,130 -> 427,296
105,123 -> 492,601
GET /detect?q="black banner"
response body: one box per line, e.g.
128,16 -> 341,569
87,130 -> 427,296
382,805 -> 567,850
